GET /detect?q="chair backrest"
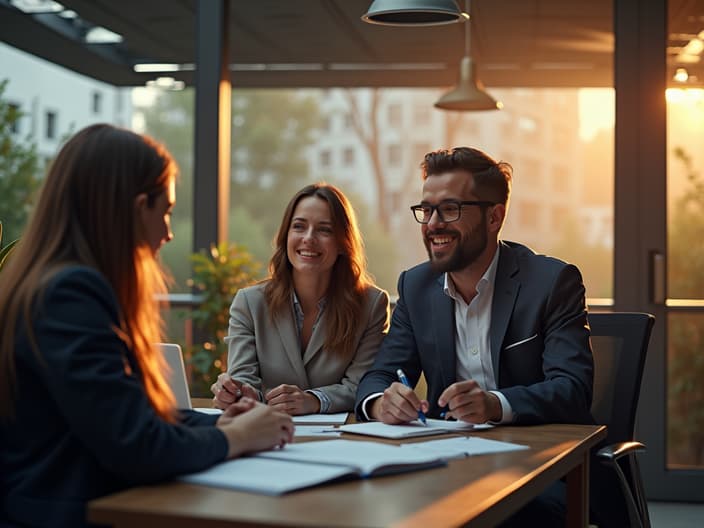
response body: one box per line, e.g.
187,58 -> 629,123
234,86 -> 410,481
588,312 -> 655,444
159,343 -> 193,410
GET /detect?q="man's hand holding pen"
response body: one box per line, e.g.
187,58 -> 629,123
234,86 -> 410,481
370,381 -> 430,425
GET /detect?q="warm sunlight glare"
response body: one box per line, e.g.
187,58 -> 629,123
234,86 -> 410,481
666,88 -> 704,105
578,88 -> 614,141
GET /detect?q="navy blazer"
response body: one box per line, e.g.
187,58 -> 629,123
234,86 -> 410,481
355,241 -> 594,424
0,267 -> 228,528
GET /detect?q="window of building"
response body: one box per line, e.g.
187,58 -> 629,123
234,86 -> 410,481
413,142 -> 431,166
387,144 -> 401,166
45,110 -> 57,140
8,103 -> 20,134
343,113 -> 354,130
413,105 -> 430,126
342,147 -> 355,167
518,201 -> 540,228
387,104 -> 402,127
552,166 -> 569,193
92,91 -> 102,114
320,149 -> 331,168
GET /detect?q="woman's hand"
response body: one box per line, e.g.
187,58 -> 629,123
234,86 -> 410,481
216,402 -> 294,458
265,384 -> 320,415
211,372 -> 259,410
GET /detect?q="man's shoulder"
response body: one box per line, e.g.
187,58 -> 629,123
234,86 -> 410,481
501,240 -> 575,275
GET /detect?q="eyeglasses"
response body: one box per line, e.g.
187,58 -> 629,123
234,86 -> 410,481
410,200 -> 496,224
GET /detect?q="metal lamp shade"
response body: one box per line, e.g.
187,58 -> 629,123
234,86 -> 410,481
434,56 -> 502,111
361,0 -> 464,26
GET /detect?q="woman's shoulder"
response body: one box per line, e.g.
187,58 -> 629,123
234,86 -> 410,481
37,265 -> 119,323
44,265 -> 114,300
361,283 -> 390,305
235,280 -> 269,299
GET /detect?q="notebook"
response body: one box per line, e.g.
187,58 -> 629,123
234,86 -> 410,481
338,418 -> 493,439
159,343 -> 193,410
180,439 -> 446,495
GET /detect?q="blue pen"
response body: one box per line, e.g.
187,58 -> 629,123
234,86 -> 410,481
396,369 -> 427,426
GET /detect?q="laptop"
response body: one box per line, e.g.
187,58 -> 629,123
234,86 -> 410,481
159,343 -> 193,410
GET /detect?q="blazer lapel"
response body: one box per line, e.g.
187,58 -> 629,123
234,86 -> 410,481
490,242 -> 520,381
302,312 -> 326,366
431,275 -> 456,387
272,309 -> 309,385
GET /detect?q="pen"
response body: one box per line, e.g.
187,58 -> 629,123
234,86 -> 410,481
396,369 -> 427,426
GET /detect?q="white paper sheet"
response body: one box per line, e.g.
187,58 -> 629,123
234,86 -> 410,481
292,412 -> 348,424
338,418 -> 493,439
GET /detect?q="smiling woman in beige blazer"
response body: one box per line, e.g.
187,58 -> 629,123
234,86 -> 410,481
211,183 -> 390,414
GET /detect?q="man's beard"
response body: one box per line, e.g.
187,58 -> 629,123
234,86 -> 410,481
424,217 -> 488,274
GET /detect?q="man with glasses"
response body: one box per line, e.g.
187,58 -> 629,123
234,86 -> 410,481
355,146 -> 593,526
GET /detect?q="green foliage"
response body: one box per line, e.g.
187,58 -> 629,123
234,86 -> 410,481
0,221 -> 19,272
186,243 -> 262,396
0,79 -> 41,242
667,147 -> 704,465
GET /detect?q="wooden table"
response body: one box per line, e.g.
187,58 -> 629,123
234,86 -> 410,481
89,422 -> 605,528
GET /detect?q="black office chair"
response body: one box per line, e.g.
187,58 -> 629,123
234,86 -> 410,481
588,312 -> 655,528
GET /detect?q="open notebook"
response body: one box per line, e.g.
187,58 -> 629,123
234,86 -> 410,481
180,439 -> 445,495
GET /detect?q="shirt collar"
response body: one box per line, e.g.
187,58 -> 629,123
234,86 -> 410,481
443,245 -> 501,300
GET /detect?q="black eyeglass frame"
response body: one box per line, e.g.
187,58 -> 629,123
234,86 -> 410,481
409,200 -> 496,224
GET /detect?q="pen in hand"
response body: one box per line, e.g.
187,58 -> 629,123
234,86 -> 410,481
396,369 -> 427,426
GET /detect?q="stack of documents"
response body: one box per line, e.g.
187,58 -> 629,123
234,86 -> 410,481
180,439 -> 445,495
338,418 -> 493,439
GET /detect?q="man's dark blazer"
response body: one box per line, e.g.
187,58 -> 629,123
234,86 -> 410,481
0,267 -> 228,528
355,241 -> 594,424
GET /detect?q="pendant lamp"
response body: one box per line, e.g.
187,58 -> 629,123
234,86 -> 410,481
361,0 -> 465,27
434,0 -> 502,111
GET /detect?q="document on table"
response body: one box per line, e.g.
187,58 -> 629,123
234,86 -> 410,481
400,436 -> 528,460
292,412 -> 348,424
179,439 -> 445,495
338,418 -> 493,439
294,425 -> 341,438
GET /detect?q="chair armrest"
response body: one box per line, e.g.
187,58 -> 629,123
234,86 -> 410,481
597,441 -> 646,462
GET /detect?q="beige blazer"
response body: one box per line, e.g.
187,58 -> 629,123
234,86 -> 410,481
225,282 -> 390,413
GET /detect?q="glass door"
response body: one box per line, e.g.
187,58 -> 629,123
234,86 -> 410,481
617,0 -> 704,501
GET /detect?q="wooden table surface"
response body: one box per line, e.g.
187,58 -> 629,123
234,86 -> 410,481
89,421 -> 605,528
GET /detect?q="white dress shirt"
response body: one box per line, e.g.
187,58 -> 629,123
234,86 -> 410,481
442,248 -> 513,424
363,246 -> 514,423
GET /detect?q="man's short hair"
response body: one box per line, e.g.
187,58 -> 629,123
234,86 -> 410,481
421,147 -> 512,205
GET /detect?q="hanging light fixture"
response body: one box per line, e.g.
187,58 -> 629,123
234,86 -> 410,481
361,0 -> 465,27
434,0 -> 502,111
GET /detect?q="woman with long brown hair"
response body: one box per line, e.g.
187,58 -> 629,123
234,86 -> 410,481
211,183 -> 389,414
0,124 -> 293,528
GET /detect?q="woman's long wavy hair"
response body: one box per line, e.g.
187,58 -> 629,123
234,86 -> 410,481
265,183 -> 373,357
0,124 -> 177,422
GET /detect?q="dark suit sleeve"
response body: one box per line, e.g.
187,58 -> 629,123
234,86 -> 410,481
34,269 -> 228,483
501,264 -> 593,424
178,410 -> 220,426
355,271 -> 423,419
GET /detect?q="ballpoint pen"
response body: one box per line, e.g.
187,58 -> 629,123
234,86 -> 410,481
396,368 -> 427,426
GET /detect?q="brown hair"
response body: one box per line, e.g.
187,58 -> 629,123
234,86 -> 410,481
265,183 -> 372,357
0,124 -> 177,421
421,146 -> 513,205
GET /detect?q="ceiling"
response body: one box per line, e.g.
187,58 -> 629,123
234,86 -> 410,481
0,0 -> 702,89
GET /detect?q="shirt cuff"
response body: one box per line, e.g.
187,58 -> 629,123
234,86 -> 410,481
360,392 -> 384,421
306,389 -> 331,413
489,390 -> 514,424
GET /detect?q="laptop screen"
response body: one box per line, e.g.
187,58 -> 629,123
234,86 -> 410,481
159,343 -> 193,410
